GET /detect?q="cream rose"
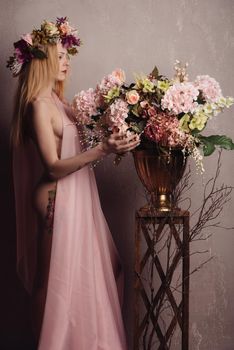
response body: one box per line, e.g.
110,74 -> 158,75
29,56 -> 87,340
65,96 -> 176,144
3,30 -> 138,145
126,90 -> 140,105
43,21 -> 59,36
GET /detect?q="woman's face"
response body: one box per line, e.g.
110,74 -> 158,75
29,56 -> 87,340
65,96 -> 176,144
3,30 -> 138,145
56,42 -> 70,81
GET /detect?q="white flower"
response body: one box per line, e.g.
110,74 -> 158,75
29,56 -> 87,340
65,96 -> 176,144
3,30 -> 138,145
216,96 -> 234,108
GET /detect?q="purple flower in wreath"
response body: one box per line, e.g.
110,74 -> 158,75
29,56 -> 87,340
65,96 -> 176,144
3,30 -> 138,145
61,34 -> 81,49
56,17 -> 67,25
14,39 -> 32,64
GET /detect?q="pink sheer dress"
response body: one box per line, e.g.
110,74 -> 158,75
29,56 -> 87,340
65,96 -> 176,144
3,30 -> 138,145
13,95 -> 128,350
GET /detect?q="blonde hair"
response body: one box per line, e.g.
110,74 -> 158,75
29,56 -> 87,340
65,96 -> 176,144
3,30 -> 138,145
11,44 -> 65,146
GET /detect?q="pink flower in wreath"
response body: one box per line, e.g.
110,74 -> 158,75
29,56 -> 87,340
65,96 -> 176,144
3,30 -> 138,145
14,48 -> 25,63
21,33 -> 33,46
60,22 -> 73,35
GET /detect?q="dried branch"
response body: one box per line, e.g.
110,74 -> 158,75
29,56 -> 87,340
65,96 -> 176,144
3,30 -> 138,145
137,151 -> 233,349
190,152 -> 234,241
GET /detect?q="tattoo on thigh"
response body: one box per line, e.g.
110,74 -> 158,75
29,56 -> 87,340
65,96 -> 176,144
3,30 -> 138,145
45,188 -> 56,234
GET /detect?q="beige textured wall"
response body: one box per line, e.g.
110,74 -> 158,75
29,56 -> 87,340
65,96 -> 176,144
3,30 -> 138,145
1,0 -> 234,349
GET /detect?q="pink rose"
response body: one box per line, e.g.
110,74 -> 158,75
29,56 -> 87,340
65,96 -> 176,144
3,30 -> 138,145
112,69 -> 126,84
126,90 -> 140,105
60,22 -> 72,35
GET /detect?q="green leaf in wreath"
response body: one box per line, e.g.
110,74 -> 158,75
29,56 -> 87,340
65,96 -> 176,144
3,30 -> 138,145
31,47 -> 47,59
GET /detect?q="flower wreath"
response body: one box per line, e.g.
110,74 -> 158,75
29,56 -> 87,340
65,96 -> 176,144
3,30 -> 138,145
7,17 -> 82,77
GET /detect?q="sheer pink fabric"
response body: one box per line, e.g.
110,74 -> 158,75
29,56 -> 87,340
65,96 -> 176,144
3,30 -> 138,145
13,95 -> 127,349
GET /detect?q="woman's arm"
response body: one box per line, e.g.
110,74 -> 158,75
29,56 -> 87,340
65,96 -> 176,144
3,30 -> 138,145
30,100 -> 139,180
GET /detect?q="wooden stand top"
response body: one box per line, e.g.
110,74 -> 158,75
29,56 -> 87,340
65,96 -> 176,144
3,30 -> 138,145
136,208 -> 190,218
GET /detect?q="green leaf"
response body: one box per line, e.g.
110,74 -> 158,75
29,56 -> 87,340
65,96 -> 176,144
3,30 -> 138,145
205,135 -> 234,149
130,124 -> 141,133
201,138 -> 215,156
137,120 -> 146,133
198,134 -> 234,156
150,66 -> 159,79
131,104 -> 139,117
130,121 -> 145,133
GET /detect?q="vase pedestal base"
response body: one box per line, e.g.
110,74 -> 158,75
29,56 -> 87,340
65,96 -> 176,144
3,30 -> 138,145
141,193 -> 179,212
134,208 -> 190,350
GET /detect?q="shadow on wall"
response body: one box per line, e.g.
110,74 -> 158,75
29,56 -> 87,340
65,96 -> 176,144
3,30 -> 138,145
0,65 -> 35,349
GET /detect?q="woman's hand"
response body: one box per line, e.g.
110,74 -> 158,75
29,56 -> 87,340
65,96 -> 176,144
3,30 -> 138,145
99,131 -> 140,155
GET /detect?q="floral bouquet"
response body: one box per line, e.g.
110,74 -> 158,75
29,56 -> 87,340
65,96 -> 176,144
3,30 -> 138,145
72,61 -> 234,171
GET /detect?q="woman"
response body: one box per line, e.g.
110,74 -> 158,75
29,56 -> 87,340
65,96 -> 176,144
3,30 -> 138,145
8,17 -> 139,349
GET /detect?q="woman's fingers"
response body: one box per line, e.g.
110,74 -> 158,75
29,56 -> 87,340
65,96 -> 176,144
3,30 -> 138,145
103,131 -> 140,154
113,133 -> 140,146
116,138 -> 140,152
111,134 -> 126,143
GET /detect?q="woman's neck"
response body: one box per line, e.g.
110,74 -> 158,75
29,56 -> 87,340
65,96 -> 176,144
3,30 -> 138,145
37,84 -> 54,99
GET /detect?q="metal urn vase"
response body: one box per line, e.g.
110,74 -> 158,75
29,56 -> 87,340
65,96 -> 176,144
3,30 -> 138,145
132,148 -> 187,211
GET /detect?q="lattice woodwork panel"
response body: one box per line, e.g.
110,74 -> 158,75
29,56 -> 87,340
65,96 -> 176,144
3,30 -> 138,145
134,210 -> 190,350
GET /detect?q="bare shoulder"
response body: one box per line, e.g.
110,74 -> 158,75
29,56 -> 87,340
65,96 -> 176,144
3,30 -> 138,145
31,98 -> 54,121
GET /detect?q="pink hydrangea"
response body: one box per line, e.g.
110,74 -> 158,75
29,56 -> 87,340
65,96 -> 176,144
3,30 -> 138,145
105,99 -> 129,129
194,75 -> 222,103
97,74 -> 123,95
161,82 -> 199,114
73,88 -> 98,124
93,69 -> 126,108
144,110 -> 191,148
